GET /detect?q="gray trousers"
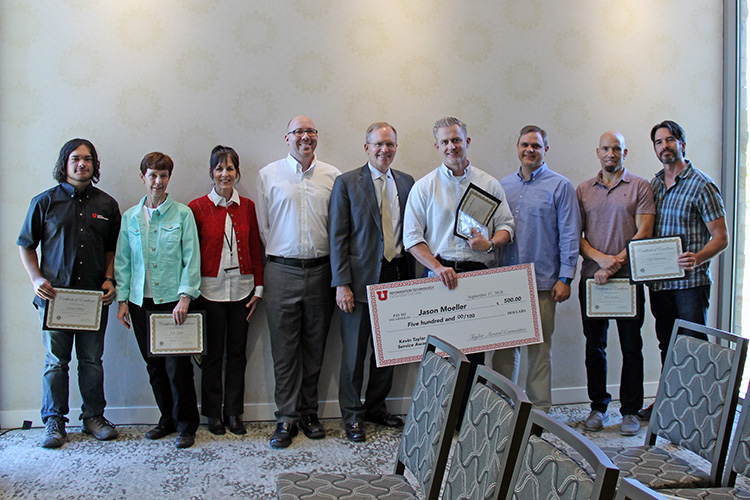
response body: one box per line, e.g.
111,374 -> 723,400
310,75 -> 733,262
264,261 -> 334,424
338,302 -> 393,423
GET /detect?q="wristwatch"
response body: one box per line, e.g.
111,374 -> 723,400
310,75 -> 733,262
486,240 -> 496,254
559,277 -> 572,285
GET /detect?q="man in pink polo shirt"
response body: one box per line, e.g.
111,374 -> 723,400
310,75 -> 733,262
576,131 -> 655,436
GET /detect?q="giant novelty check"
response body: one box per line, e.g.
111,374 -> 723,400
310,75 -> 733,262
367,264 -> 542,367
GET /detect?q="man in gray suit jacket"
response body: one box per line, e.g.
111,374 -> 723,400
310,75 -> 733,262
329,122 -> 415,442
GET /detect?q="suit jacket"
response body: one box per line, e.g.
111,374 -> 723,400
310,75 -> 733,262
330,164 -> 415,302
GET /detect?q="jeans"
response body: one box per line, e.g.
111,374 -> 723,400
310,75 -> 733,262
649,285 -> 710,364
39,306 -> 107,423
579,282 -> 644,416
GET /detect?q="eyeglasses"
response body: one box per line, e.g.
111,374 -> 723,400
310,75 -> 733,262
367,141 -> 397,149
287,128 -> 318,137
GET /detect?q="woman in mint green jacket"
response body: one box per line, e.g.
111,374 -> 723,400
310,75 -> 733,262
114,152 -> 201,449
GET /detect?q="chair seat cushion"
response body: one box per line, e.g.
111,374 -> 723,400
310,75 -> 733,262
659,487 -> 750,499
277,472 -> 418,499
602,445 -> 710,489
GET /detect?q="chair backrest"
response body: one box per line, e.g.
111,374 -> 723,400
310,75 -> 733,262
395,335 -> 470,500
505,410 -> 620,500
722,387 -> 750,486
646,319 -> 748,486
615,478 -> 667,500
442,365 -> 533,500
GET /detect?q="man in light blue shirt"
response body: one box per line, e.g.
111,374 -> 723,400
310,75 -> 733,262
493,125 -> 581,412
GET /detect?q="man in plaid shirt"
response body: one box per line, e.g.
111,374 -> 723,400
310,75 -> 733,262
640,120 -> 728,420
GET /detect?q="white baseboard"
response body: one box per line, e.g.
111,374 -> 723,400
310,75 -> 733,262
0,383 -> 660,429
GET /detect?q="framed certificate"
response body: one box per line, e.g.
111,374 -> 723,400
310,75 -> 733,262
454,183 -> 501,240
148,312 -> 206,356
43,288 -> 104,331
585,279 -> 637,318
628,236 -> 685,283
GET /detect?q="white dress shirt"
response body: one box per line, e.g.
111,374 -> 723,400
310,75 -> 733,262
256,154 -> 341,258
403,163 -> 515,267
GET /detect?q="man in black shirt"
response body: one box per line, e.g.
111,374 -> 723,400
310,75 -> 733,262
18,139 -> 121,448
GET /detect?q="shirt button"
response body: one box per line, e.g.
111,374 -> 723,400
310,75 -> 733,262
158,299 -> 163,303
153,229 -> 157,233
152,247 -> 156,251
80,244 -> 84,248
155,281 -> 159,286
79,213 -> 83,216
153,264 -> 157,268
79,261 -> 83,265
80,228 -> 84,232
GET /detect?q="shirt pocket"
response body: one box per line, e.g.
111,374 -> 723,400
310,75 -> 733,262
159,223 -> 181,254
525,190 -> 555,218
127,225 -> 141,248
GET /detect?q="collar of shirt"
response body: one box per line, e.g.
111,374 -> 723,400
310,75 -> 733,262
285,153 -> 316,174
515,162 -> 549,183
367,162 -> 391,181
439,163 -> 473,182
593,168 -> 633,189
654,160 -> 694,184
60,182 -> 91,198
137,193 -> 174,216
208,187 -> 240,207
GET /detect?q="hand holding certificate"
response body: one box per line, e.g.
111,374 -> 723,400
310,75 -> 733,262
454,183 -> 501,240
148,312 -> 206,356
367,264 -> 542,366
628,236 -> 685,282
44,288 -> 104,331
585,278 -> 637,318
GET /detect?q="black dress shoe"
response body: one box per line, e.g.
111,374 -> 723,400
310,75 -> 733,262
270,422 -> 298,449
364,412 -> 404,428
145,425 -> 176,440
345,421 -> 366,443
298,414 -> 325,439
207,417 -> 225,435
175,432 -> 195,449
225,415 -> 246,435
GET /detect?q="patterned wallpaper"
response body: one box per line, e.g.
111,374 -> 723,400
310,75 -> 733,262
0,0 -> 724,424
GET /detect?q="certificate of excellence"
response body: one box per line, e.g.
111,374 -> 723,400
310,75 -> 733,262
367,264 -> 542,367
148,312 -> 206,356
44,288 -> 104,331
628,236 -> 685,282
585,278 -> 637,318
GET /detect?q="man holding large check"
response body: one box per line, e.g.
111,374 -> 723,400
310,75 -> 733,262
403,116 -> 515,376
18,139 -> 121,448
576,131 -> 655,436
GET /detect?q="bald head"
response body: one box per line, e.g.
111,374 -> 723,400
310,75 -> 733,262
597,130 -> 627,174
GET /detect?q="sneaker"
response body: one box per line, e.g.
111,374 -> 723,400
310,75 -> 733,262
41,417 -> 67,448
621,414 -> 640,436
583,410 -> 607,432
82,416 -> 118,441
637,403 -> 653,421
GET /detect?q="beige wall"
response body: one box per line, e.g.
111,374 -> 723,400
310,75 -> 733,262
0,0 -> 725,426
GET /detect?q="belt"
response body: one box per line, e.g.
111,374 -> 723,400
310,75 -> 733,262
437,257 -> 487,273
268,255 -> 329,268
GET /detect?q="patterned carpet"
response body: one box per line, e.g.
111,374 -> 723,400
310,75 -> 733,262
1,401 -> 745,499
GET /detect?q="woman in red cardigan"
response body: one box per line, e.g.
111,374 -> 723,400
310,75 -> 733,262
188,145 -> 264,435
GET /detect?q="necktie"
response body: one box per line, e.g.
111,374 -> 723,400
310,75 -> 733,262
379,176 -> 396,262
